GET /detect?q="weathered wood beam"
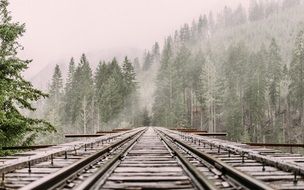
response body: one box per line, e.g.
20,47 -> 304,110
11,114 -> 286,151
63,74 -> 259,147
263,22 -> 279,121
65,134 -> 104,138
112,128 -> 131,132
196,133 -> 227,136
245,143 -> 304,147
96,131 -> 116,134
1,145 -> 54,150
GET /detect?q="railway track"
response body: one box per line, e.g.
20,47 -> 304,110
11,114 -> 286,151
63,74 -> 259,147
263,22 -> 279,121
1,127 -> 304,189
0,128 -> 144,189
159,127 -> 304,190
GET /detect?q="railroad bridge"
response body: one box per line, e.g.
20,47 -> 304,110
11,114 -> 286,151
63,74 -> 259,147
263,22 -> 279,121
1,127 -> 304,190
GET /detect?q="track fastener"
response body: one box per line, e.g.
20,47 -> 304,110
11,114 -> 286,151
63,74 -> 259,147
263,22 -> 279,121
28,161 -> 31,173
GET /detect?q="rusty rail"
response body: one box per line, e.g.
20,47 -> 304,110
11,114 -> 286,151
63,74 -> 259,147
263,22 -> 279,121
1,145 -> 55,150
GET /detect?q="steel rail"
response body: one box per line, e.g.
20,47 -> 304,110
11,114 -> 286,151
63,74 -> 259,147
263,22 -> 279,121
169,128 -> 304,176
74,128 -> 146,190
20,128 -> 145,190
0,129 -> 134,175
157,128 -> 275,190
155,129 -> 218,190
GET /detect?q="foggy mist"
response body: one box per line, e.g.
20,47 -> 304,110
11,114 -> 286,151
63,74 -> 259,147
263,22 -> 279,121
2,1 -> 304,188
9,0 -> 247,79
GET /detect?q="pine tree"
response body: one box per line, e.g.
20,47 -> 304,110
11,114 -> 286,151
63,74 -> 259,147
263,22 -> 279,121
142,108 -> 151,126
267,38 -> 282,107
289,30 -> 304,141
100,75 -> 123,124
122,57 -> 137,124
197,15 -> 208,39
49,65 -> 63,104
47,65 -> 63,123
249,0 -> 264,22
208,12 -> 215,33
179,24 -> 191,43
44,65 -> 64,143
95,61 -> 109,94
68,54 -> 94,133
282,0 -> 300,9
152,42 -> 160,62
233,4 -> 247,25
190,20 -> 198,42
266,39 -> 283,142
223,42 -> 248,140
0,0 -> 54,151
244,47 -> 267,142
122,56 -> 136,96
199,54 -> 217,132
143,51 -> 152,71
94,61 -> 109,130
152,37 -> 174,126
63,57 -> 75,126
172,45 -> 191,126
65,57 -> 75,93
133,57 -> 140,73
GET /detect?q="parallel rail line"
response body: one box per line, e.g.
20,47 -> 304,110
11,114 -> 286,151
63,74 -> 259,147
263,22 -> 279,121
0,127 -> 304,189
164,128 -> 304,189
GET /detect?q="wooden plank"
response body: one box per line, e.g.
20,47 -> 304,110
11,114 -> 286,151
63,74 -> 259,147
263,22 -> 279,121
196,133 -> 227,136
245,143 -> 304,148
64,134 -> 104,138
1,145 -> 54,150
112,128 -> 131,132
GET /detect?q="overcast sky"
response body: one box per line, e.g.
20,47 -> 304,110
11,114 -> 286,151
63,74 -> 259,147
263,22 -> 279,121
9,0 -> 248,78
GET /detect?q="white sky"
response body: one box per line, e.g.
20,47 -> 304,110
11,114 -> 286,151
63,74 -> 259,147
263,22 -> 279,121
9,0 -> 248,78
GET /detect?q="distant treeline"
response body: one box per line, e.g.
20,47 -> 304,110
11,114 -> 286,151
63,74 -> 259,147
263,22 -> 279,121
41,55 -> 142,143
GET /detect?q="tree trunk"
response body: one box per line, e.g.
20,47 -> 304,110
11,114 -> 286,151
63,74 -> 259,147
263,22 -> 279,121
190,89 -> 193,127
82,95 -> 87,134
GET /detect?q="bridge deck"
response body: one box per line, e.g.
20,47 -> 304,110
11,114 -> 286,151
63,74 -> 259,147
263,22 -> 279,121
0,127 -> 304,190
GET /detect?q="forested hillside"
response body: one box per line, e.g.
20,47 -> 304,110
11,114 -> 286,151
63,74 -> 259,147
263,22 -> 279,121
29,0 -> 304,145
150,0 -> 304,143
